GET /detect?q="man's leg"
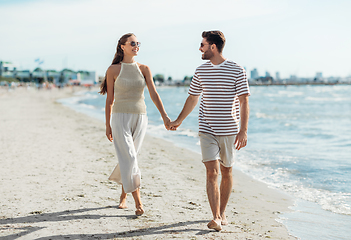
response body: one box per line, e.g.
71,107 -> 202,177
204,160 -> 222,231
219,164 -> 233,225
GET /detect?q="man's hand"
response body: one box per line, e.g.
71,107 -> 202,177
169,120 -> 182,131
234,130 -> 247,150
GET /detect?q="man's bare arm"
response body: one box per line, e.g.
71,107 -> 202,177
170,94 -> 200,130
235,94 -> 250,150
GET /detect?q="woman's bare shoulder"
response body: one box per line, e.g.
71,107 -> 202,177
107,63 -> 121,73
106,64 -> 122,80
137,63 -> 150,73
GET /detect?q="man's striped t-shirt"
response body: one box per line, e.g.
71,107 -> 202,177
188,59 -> 250,136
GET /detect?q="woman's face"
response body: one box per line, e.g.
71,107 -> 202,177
122,35 -> 140,57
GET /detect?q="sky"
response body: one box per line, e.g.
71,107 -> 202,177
0,0 -> 350,80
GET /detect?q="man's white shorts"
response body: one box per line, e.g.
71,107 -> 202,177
199,132 -> 237,167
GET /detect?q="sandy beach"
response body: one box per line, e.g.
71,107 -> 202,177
0,86 -> 297,240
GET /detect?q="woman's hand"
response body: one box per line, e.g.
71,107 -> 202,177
163,116 -> 171,130
106,125 -> 113,142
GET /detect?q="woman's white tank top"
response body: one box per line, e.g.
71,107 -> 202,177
112,62 -> 146,114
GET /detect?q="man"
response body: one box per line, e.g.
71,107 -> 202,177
170,30 -> 250,231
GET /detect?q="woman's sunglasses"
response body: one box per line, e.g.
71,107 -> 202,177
126,41 -> 141,47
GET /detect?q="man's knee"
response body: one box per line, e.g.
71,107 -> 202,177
220,165 -> 232,178
205,161 -> 219,180
207,167 -> 219,179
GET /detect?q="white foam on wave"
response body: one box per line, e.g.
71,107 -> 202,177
305,97 -> 350,102
254,112 -> 297,120
278,90 -> 304,97
147,124 -> 199,139
57,96 -> 80,105
78,103 -> 96,109
146,124 -> 201,154
235,154 -> 351,216
57,94 -> 104,122
176,128 -> 198,138
83,93 -> 98,99
255,112 -> 271,119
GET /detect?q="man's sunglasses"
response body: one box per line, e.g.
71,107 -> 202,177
126,41 -> 141,47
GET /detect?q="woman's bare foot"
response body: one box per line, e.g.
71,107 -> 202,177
135,205 -> 144,216
207,219 -> 222,231
118,193 -> 128,209
221,214 -> 228,225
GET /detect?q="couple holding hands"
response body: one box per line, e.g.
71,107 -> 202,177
99,30 -> 250,231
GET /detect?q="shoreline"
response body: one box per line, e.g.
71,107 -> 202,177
0,86 -> 297,239
248,82 -> 350,86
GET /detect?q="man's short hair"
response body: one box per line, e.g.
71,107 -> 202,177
202,31 -> 226,53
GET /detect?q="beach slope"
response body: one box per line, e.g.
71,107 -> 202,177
0,87 -> 296,239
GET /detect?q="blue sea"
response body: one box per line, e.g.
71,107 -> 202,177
58,84 -> 351,240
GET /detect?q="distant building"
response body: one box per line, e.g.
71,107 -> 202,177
276,72 -> 280,81
314,72 -> 325,83
265,71 -> 271,78
78,71 -> 98,86
290,75 -> 297,81
16,70 -> 31,82
31,68 -> 46,84
46,70 -> 61,83
0,61 -> 17,78
250,68 -> 259,79
0,60 -> 97,86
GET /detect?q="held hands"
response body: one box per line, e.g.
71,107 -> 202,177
169,120 -> 181,131
167,120 -> 182,131
163,116 -> 181,131
234,130 -> 247,150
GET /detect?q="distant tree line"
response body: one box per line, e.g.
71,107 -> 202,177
153,74 -> 193,82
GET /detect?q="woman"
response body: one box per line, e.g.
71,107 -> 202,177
99,33 -> 170,216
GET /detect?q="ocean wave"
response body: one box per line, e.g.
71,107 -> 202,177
236,157 -> 351,216
305,97 -> 350,102
83,93 -> 99,99
254,112 -> 297,120
176,128 -> 199,138
78,103 -> 96,109
278,91 -> 304,97
147,124 -> 199,139
281,182 -> 351,215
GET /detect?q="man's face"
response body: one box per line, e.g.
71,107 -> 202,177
199,38 -> 214,60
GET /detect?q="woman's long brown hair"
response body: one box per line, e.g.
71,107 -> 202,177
98,33 -> 135,95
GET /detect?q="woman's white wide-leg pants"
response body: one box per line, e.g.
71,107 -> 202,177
108,113 -> 147,193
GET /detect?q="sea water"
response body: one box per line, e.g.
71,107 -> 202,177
58,84 -> 351,240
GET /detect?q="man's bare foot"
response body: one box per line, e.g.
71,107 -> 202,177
221,214 -> 228,225
135,207 -> 144,216
207,219 -> 222,231
118,195 -> 127,209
